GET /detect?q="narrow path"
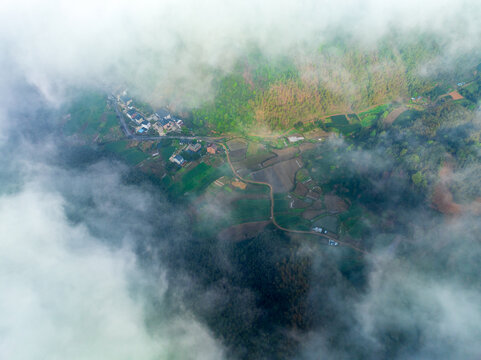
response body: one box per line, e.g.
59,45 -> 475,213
218,143 -> 367,255
113,100 -> 367,254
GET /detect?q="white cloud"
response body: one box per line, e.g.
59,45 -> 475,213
0,183 -> 224,359
1,0 -> 480,106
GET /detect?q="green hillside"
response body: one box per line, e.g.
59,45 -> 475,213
191,36 -> 444,132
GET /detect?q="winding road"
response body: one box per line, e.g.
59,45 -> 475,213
113,101 -> 367,254
217,143 -> 367,254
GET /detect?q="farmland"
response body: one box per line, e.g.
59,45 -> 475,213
60,58 -> 481,251
168,162 -> 230,196
103,141 -> 149,165
251,158 -> 303,193
358,104 -> 390,128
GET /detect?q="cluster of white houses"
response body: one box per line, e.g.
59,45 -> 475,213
151,109 -> 183,136
117,92 -> 184,135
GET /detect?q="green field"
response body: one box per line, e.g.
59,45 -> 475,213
275,211 -> 311,231
338,204 -> 368,238
358,104 -> 390,128
230,198 -> 271,223
330,115 -> 349,125
159,145 -> 176,162
348,113 -> 361,123
273,194 -> 290,212
194,195 -> 270,237
323,114 -> 362,135
103,141 -> 149,165
170,162 -> 230,196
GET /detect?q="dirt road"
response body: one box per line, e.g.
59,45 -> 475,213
218,143 -> 367,254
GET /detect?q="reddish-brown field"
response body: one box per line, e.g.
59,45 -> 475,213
432,184 -> 462,215
293,183 -> 309,197
431,162 -> 462,215
323,194 -> 349,213
449,90 -> 464,100
302,210 -> 325,220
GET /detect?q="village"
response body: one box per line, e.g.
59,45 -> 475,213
101,74 -> 478,250
114,90 -> 220,167
106,91 -> 346,245
115,90 -> 184,136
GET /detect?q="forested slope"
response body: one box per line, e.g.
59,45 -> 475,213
192,36 -> 444,132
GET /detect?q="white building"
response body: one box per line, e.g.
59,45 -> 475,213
287,136 -> 304,143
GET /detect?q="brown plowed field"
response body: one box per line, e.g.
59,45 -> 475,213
262,147 -> 299,167
251,158 -> 303,193
449,90 -> 464,100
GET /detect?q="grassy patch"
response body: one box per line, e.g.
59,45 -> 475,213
275,212 -> 311,231
231,198 -> 271,223
273,195 -> 290,212
348,113 -> 361,123
170,163 -> 230,196
323,114 -> 362,135
358,104 -> 390,128
393,109 -> 422,128
330,115 -> 349,126
63,92 -> 120,140
103,141 -> 149,165
159,145 -> 176,161
339,204 -> 369,238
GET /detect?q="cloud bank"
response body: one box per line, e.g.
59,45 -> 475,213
1,1 -> 481,359
0,139 -> 224,359
1,0 -> 481,107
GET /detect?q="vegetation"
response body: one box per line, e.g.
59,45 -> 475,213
168,162 -> 230,196
358,104 -> 390,128
231,198 -> 271,223
63,92 -> 121,141
103,141 -> 149,165
191,37 -> 442,133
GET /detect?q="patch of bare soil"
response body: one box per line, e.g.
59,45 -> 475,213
299,142 -> 317,152
217,221 -> 271,242
251,158 -> 303,193
290,198 -> 310,209
430,161 -> 481,216
302,209 -> 324,220
294,183 -> 309,197
323,194 -> 349,213
384,106 -> 407,126
306,190 -> 321,200
432,183 -> 462,215
231,181 -> 247,190
262,147 -> 299,167
227,139 -> 248,161
431,162 -> 462,215
310,199 -> 324,209
449,90 -> 464,100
